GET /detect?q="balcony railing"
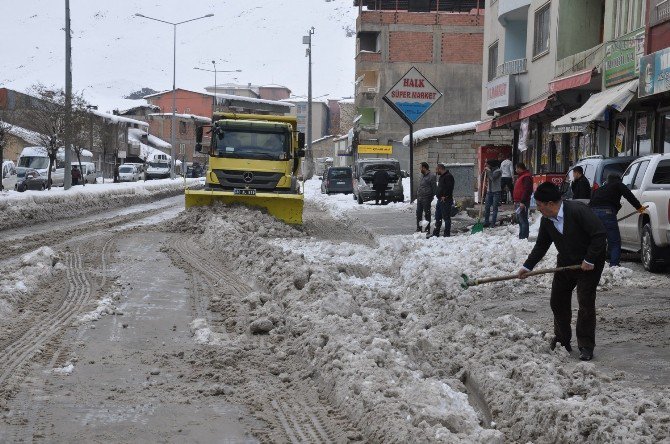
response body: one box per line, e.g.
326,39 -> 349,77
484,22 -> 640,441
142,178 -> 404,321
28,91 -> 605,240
496,58 -> 527,77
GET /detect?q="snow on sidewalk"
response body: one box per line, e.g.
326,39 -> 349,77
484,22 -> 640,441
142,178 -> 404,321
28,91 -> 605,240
0,178 -> 199,231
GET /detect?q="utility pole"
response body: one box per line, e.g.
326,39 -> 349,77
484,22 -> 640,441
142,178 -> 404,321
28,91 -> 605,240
303,27 -> 315,179
64,0 -> 73,189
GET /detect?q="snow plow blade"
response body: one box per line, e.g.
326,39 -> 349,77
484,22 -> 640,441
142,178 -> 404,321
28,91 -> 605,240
184,189 -> 304,225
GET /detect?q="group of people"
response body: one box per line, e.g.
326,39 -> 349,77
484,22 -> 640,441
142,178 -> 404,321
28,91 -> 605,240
416,162 -> 455,238
410,157 -> 645,362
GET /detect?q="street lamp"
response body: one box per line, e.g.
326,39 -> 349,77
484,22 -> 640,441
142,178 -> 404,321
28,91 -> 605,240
193,63 -> 242,112
302,27 -> 315,179
135,12 -> 214,179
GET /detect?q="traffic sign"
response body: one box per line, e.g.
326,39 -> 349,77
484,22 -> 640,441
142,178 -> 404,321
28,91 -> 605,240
383,67 -> 442,125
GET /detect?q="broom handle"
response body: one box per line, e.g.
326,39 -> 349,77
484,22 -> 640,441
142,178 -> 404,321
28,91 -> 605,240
478,170 -> 487,219
616,205 -> 648,222
471,265 -> 582,286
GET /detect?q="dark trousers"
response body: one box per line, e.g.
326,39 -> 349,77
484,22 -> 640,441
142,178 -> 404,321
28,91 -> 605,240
592,208 -> 621,266
416,197 -> 432,230
484,191 -> 501,225
550,261 -> 604,350
72,177 -> 79,186
374,188 -> 386,205
515,202 -> 529,239
434,199 -> 452,236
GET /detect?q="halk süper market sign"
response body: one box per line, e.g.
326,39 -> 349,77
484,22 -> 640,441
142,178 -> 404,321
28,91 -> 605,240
383,67 -> 442,124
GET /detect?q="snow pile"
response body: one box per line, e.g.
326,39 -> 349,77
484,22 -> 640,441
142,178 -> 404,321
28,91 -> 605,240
167,206 -> 670,442
0,247 -> 62,320
402,121 -> 480,146
75,296 -> 117,325
51,363 -> 74,375
0,178 -> 196,231
189,318 -> 227,346
304,177 -> 412,219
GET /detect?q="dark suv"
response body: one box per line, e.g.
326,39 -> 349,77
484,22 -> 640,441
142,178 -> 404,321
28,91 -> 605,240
353,158 -> 404,204
561,155 -> 638,199
320,167 -> 353,195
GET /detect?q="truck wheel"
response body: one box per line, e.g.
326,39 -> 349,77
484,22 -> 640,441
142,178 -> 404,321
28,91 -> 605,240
641,224 -> 667,272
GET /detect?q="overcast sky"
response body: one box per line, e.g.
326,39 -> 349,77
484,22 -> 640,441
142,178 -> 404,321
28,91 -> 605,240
0,0 -> 358,111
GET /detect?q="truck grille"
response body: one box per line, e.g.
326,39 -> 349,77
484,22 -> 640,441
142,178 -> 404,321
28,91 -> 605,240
213,169 -> 283,190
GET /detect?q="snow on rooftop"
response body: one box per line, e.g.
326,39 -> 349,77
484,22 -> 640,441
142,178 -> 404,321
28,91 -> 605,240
128,128 -> 171,160
91,109 -> 149,128
6,124 -> 43,145
20,146 -> 48,157
148,113 -> 211,123
338,98 -> 355,104
402,121 -> 480,146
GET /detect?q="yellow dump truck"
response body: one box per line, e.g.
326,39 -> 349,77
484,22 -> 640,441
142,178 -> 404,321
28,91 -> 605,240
185,113 -> 305,224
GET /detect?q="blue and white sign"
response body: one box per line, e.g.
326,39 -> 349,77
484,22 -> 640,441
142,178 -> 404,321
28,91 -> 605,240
639,46 -> 670,98
383,67 -> 442,124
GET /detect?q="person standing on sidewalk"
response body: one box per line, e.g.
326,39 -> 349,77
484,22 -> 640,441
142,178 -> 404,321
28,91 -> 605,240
372,168 -> 390,205
589,173 -> 645,267
518,182 -> 606,361
571,166 -> 592,200
512,162 -> 533,239
482,159 -> 502,227
429,163 -> 455,238
499,153 -> 514,204
416,162 -> 437,233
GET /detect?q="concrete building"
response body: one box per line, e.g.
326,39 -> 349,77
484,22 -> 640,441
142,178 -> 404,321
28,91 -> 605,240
477,0 -> 664,177
2,123 -> 43,163
352,0 -> 486,173
145,113 -> 211,165
283,99 -> 330,138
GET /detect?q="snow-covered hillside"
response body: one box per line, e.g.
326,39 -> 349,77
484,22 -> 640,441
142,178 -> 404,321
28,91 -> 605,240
0,0 -> 357,112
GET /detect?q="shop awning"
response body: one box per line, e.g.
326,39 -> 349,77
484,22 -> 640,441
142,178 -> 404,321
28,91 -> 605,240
475,119 -> 494,132
518,97 -> 550,119
551,79 -> 639,129
548,68 -> 594,93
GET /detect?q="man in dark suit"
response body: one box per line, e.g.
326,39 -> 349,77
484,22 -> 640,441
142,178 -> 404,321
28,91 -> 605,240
372,168 -> 389,205
518,182 -> 606,361
429,163 -> 455,238
571,166 -> 592,200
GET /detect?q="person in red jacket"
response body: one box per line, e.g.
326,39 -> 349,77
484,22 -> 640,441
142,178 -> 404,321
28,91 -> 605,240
513,162 -> 533,239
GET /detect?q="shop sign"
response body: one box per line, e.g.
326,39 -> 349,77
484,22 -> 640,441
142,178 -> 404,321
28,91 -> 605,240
637,116 -> 648,136
650,0 -> 670,27
486,75 -> 516,112
383,67 -> 442,124
639,46 -> 670,98
358,144 -> 392,155
615,122 -> 626,153
604,29 -> 645,88
550,123 -> 590,134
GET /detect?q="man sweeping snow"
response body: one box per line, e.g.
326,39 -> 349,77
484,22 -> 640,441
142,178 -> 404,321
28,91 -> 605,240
517,182 -> 606,361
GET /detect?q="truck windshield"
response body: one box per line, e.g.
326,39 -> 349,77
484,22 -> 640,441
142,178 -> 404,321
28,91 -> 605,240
18,156 -> 50,170
214,130 -> 289,161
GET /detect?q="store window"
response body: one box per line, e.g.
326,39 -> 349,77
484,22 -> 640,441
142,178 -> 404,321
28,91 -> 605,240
533,3 -> 551,57
635,113 -> 652,155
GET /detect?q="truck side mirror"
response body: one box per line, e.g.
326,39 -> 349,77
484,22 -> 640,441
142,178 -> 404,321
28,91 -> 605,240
298,132 -> 305,149
195,143 -> 203,153
297,149 -> 306,158
195,126 -> 203,153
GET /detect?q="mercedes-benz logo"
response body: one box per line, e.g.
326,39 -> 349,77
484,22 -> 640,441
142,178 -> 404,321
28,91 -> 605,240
243,172 -> 254,183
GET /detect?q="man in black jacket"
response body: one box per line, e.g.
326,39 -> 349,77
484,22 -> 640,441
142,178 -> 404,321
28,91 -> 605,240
372,168 -> 390,205
429,163 -> 455,238
589,173 -> 645,266
570,166 -> 592,200
518,182 -> 606,361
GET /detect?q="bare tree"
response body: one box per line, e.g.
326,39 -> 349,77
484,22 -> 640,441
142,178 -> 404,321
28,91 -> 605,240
69,96 -> 93,186
0,120 -> 9,191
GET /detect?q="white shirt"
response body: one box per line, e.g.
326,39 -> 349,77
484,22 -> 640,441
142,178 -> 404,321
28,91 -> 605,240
548,202 -> 565,234
500,159 -> 514,178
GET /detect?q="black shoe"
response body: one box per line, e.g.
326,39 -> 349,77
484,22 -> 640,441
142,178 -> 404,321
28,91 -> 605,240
579,348 -> 593,361
483,223 -> 491,228
416,226 -> 422,232
551,337 -> 572,352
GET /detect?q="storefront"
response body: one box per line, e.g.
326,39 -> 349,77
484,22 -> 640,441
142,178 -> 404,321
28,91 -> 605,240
639,46 -> 670,154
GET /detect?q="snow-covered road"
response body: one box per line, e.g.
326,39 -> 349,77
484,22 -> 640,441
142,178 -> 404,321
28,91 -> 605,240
0,184 -> 668,442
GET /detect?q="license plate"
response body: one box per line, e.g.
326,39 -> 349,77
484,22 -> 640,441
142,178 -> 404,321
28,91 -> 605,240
336,181 -> 345,185
234,188 -> 256,196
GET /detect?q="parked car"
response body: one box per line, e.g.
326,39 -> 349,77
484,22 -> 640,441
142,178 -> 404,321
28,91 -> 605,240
618,153 -> 670,272
17,147 -> 65,187
74,161 -> 98,184
15,168 -> 48,192
321,167 -> 353,195
186,163 -> 204,178
353,158 -> 404,204
118,164 -> 141,182
146,161 -> 170,180
2,160 -> 17,190
561,155 -> 638,199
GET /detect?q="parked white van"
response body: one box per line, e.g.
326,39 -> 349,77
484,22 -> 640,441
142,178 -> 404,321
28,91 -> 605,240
17,147 -> 63,187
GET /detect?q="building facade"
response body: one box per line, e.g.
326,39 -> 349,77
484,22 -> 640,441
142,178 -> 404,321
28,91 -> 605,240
283,99 -> 330,139
353,0 -> 486,171
478,0 -> 667,178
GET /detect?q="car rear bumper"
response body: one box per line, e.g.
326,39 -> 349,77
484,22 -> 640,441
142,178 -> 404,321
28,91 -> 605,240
359,188 -> 404,201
